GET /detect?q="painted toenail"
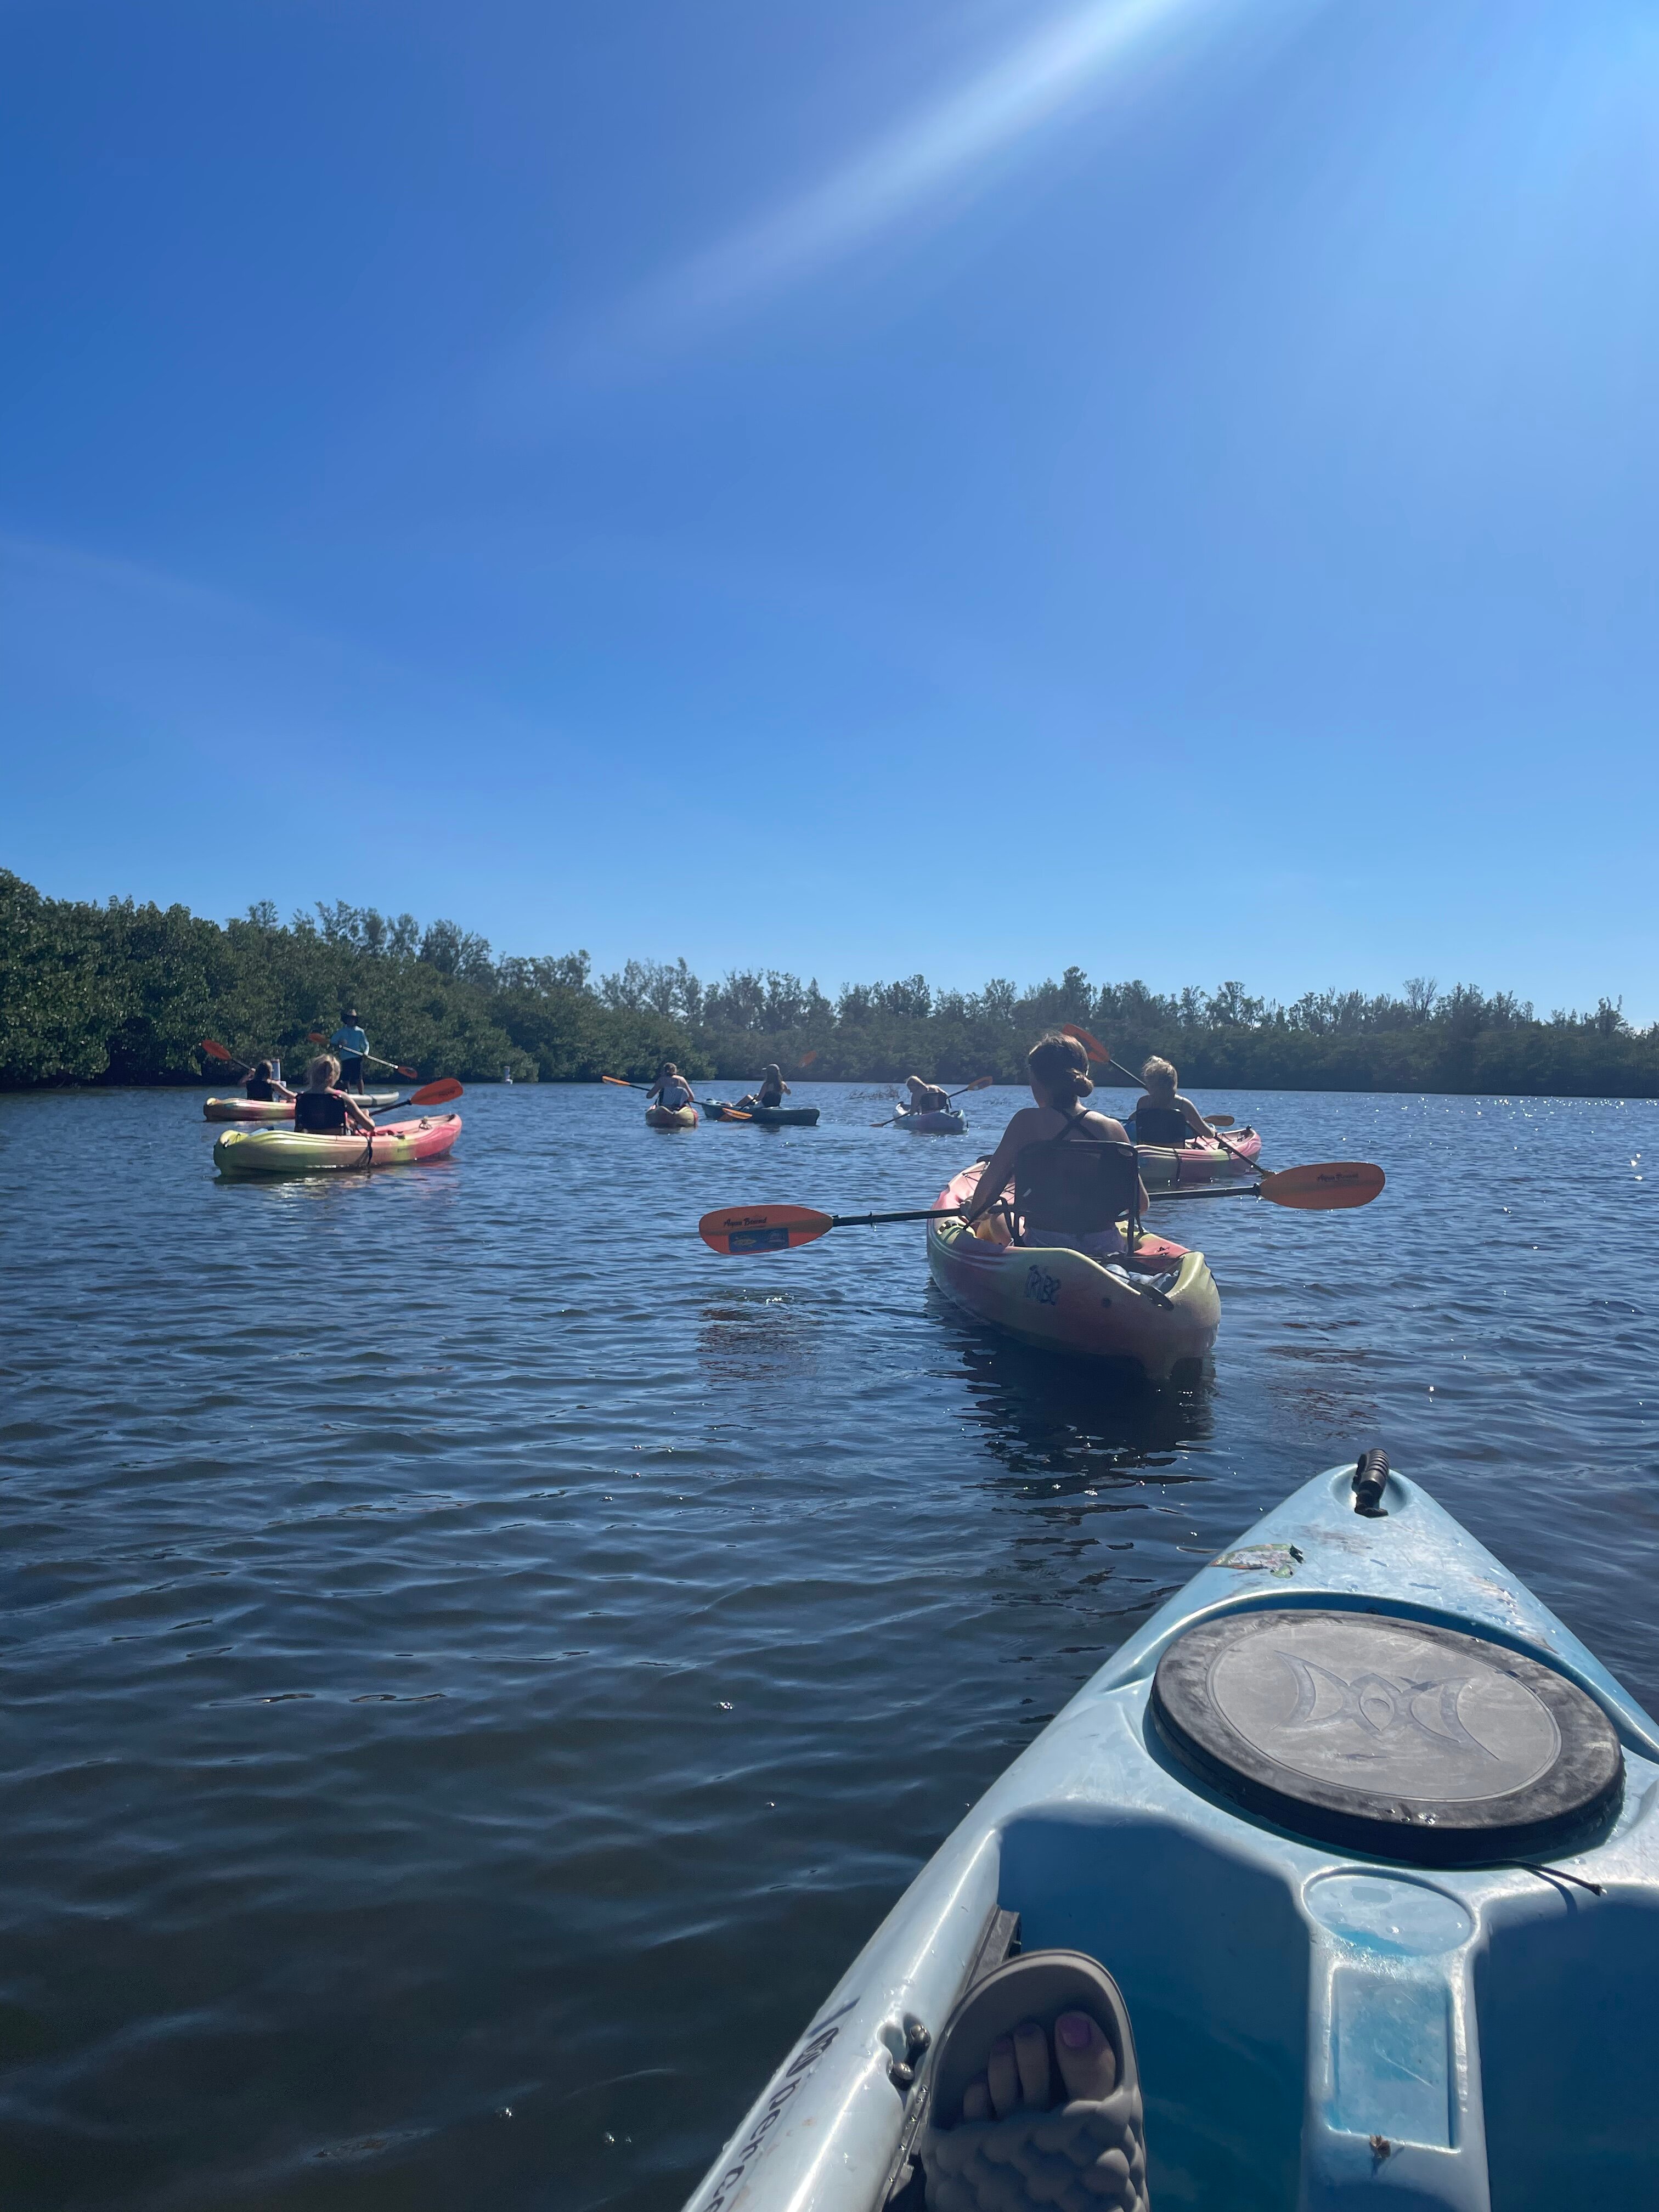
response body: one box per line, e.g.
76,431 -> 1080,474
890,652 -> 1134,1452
1058,2014 -> 1092,2049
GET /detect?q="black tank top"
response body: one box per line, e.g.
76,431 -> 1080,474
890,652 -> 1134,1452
1130,1103 -> 1189,1147
245,1080 -> 276,1101
294,1089 -> 349,1134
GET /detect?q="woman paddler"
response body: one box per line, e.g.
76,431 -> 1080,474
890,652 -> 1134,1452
735,1064 -> 789,1113
647,1062 -> 697,1111
961,1032 -> 1148,1259
293,1055 -> 379,1135
244,1059 -> 295,1103
1125,1056 -> 1215,1147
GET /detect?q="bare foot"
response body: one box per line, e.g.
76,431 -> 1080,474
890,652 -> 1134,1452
957,2008 -> 1118,2120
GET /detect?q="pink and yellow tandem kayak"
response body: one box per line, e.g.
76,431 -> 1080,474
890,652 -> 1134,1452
926,1163 -> 1220,1377
1134,1125 -> 1261,1190
212,1115 -> 461,1175
203,1093 -> 399,1122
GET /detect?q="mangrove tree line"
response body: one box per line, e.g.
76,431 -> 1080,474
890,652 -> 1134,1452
2,870 -> 1655,1097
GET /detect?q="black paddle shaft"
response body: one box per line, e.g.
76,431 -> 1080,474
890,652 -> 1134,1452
831,1205 -> 967,1229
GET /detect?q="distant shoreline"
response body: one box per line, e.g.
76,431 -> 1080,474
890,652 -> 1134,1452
5,870 -> 1656,1098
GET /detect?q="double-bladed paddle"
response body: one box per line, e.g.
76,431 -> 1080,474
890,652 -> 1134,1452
306,1031 -> 420,1080
697,1160 -> 1383,1251
606,1074 -> 730,1118
1062,1025 -> 1257,1170
870,1075 -> 994,1127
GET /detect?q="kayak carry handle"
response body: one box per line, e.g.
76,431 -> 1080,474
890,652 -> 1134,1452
1352,1449 -> 1390,1518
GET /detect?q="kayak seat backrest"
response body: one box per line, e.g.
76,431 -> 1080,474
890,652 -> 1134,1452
294,1090 -> 349,1135
1127,1103 -> 1189,1147
1013,1137 -> 1139,1242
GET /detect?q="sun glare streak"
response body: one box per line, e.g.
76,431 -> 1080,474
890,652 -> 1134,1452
586,0 -> 1275,362
657,0 -> 1206,315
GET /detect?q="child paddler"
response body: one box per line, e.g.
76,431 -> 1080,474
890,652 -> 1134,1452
244,1059 -> 295,1103
902,1075 -> 950,1114
1126,1056 -> 1216,1147
294,1056 -> 379,1135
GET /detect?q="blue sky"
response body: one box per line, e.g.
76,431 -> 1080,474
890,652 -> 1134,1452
3,0 -> 1657,1018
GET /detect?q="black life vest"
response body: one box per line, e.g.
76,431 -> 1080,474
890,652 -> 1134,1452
294,1088 -> 350,1134
244,1079 -> 276,1101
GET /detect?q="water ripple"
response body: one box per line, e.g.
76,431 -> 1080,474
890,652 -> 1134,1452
0,1084 -> 1654,2206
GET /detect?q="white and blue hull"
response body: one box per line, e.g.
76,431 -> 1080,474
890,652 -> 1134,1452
684,1464 -> 1659,2212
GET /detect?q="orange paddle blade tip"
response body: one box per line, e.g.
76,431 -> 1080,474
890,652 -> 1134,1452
698,1204 -> 832,1254
602,1074 -> 637,1087
966,1075 -> 994,1091
1261,1161 -> 1385,1210
1060,1023 -> 1109,1064
200,1039 -> 235,1060
411,1077 -> 464,1105
798,1049 -> 819,1067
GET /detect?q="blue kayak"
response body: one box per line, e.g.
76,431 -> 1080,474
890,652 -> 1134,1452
684,1460 -> 1659,2211
894,1107 -> 968,1135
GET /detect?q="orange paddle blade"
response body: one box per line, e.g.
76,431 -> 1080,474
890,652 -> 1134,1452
698,1204 -> 831,1254
962,1076 -> 994,1092
410,1078 -> 464,1106
1259,1162 -> 1385,1210
200,1038 -> 236,1062
1207,1114 -> 1234,1128
799,1049 -> 819,1068
1060,1023 -> 1109,1064
602,1074 -> 639,1088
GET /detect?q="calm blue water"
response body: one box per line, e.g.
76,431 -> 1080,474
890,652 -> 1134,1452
1,1084 -> 1654,2210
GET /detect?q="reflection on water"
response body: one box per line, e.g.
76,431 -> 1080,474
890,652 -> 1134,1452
938,1301 -> 1213,1485
0,1083 -> 1654,2210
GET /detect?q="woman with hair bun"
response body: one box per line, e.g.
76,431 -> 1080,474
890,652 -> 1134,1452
961,1032 -> 1148,1257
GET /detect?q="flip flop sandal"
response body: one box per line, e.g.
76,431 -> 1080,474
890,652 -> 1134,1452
919,1949 -> 1148,2212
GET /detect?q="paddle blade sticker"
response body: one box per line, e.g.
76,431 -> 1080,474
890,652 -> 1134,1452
698,1205 -> 832,1254
1261,1162 -> 1385,1210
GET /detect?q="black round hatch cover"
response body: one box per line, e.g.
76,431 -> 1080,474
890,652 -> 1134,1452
1150,1609 -> 1623,1866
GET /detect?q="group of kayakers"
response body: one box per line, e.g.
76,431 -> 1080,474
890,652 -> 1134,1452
646,1062 -> 792,1115
229,1009 -> 383,1133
